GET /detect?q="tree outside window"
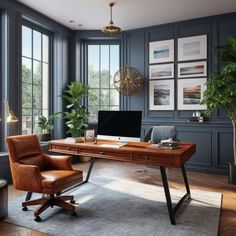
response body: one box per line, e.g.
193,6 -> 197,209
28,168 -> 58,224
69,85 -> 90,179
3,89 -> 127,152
21,25 -> 49,134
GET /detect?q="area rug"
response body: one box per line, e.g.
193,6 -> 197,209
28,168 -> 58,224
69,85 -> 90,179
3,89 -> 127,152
6,177 -> 221,236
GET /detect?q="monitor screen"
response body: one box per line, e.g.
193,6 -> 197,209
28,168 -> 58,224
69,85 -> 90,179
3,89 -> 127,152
97,111 -> 142,142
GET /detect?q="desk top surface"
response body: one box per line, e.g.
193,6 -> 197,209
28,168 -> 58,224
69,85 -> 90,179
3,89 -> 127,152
49,139 -> 195,156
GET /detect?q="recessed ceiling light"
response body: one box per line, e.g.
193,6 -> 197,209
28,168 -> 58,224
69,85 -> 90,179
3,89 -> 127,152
69,20 -> 74,23
78,24 -> 83,27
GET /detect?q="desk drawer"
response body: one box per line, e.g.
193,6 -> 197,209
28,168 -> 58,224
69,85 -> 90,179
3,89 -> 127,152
79,148 -> 100,156
132,153 -> 172,166
98,150 -> 132,161
50,144 -> 78,154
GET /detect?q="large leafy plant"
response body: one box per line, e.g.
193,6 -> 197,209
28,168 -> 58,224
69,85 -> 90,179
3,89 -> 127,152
201,37 -> 236,164
63,81 -> 89,137
38,113 -> 60,134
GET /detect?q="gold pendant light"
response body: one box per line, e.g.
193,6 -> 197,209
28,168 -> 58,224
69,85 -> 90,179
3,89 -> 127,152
102,2 -> 121,35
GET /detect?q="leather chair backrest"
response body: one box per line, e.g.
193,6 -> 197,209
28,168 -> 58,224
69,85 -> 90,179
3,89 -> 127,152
149,126 -> 177,143
6,134 -> 43,162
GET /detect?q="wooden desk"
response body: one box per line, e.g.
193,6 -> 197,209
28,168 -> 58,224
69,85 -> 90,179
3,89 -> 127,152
49,139 -> 196,225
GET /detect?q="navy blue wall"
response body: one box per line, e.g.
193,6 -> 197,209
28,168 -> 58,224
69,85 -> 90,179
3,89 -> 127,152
77,13 -> 236,174
122,13 -> 236,174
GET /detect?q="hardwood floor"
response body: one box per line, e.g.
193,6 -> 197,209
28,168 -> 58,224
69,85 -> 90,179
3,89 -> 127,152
1,159 -> 236,236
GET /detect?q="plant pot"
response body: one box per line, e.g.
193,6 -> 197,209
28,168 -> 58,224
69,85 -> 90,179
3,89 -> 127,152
40,133 -> 51,142
228,163 -> 236,184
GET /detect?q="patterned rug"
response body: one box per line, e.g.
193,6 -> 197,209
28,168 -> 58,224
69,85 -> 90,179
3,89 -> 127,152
6,177 -> 221,236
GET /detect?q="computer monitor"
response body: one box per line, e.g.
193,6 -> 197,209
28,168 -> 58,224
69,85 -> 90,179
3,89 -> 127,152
97,111 -> 142,142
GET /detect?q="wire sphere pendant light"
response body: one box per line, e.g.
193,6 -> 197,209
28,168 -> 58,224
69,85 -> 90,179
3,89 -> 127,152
102,2 -> 121,35
113,65 -> 143,96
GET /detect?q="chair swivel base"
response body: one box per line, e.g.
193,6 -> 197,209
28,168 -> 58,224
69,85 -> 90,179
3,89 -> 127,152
22,194 -> 77,222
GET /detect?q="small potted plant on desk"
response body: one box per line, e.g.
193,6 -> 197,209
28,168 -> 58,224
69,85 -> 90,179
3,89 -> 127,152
38,113 -> 60,141
63,81 -> 89,143
201,37 -> 236,184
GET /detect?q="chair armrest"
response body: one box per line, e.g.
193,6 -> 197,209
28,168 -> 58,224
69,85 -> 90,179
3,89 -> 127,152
45,155 -> 73,170
13,162 -> 43,193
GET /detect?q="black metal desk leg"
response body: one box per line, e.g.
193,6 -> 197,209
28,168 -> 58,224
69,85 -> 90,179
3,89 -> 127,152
160,166 -> 176,225
181,165 -> 191,197
25,192 -> 32,201
85,157 -> 96,183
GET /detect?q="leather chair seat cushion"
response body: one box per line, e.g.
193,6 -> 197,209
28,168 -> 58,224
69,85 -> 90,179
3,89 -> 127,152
19,155 -> 46,171
41,170 -> 83,190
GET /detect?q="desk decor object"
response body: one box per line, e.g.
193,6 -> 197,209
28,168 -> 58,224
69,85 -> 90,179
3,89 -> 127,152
84,129 -> 95,142
49,139 -> 196,225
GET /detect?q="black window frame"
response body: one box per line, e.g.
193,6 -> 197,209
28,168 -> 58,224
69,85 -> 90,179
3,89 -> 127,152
85,40 -> 121,124
21,19 -> 53,134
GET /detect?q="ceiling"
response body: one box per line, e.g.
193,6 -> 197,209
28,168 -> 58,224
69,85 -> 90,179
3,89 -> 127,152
17,0 -> 236,31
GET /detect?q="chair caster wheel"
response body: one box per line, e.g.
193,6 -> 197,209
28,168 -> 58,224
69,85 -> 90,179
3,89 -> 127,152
22,206 -> 28,211
71,211 -> 77,216
70,200 -> 76,204
34,216 -> 41,222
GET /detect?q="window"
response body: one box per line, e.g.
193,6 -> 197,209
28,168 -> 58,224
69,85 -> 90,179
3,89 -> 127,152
87,43 -> 120,122
21,25 -> 49,134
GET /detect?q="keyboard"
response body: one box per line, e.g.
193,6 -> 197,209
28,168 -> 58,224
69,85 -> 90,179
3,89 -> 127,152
99,143 -> 126,148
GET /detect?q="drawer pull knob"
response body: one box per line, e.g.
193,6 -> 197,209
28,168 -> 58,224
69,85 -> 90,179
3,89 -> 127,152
100,152 -> 105,155
144,156 -> 148,160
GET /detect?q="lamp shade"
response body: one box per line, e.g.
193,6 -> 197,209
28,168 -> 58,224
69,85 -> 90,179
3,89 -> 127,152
4,100 -> 18,123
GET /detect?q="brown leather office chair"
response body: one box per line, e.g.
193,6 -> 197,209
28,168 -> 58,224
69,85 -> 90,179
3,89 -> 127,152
5,134 -> 83,222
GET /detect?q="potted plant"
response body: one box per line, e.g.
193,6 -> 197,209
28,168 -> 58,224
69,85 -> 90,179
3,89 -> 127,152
201,37 -> 236,184
63,81 -> 89,142
38,113 -> 60,141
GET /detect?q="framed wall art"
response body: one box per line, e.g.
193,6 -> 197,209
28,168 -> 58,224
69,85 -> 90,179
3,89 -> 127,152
149,63 -> 174,79
149,80 -> 174,110
178,35 -> 207,61
177,78 -> 207,110
149,39 -> 174,64
178,61 -> 207,78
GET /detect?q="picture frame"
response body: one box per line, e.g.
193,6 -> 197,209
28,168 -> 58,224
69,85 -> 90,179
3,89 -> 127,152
149,63 -> 174,79
178,61 -> 207,78
149,39 -> 174,64
149,79 -> 175,110
84,129 -> 95,142
178,35 -> 207,61
177,78 -> 207,110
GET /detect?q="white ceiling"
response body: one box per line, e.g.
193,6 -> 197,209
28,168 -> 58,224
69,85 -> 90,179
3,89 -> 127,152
17,0 -> 236,31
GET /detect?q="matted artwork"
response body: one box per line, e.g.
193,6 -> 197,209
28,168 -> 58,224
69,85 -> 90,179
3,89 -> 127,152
149,39 -> 174,64
178,35 -> 207,61
149,63 -> 174,79
149,80 -> 174,110
178,61 -> 207,78
178,78 -> 207,110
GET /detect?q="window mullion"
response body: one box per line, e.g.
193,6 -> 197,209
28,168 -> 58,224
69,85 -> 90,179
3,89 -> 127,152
31,30 -> 34,134
99,45 -> 101,110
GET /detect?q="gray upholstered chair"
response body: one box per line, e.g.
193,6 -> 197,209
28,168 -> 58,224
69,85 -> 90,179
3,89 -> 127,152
144,126 -> 178,143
